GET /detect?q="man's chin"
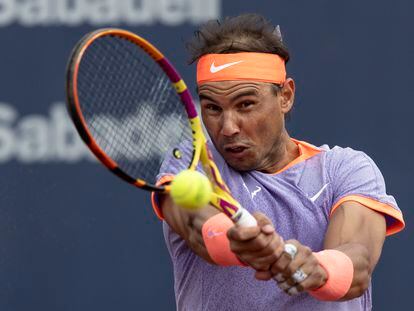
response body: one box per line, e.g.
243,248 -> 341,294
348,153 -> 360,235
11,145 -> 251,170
224,157 -> 256,172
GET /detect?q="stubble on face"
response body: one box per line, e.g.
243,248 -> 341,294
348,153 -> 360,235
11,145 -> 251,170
199,81 -> 295,173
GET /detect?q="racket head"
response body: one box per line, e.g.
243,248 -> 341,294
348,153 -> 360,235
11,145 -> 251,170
65,28 -> 254,225
66,28 -> 198,192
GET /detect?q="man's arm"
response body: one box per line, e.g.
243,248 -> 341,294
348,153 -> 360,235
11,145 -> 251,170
323,201 -> 386,299
159,193 -> 219,264
159,194 -> 282,266
228,201 -> 386,300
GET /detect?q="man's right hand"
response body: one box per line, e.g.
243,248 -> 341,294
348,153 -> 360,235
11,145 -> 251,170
227,212 -> 285,272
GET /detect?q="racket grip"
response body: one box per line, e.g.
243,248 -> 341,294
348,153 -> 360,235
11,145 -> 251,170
233,208 -> 257,227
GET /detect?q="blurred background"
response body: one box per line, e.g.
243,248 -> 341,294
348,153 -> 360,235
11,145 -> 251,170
0,0 -> 412,310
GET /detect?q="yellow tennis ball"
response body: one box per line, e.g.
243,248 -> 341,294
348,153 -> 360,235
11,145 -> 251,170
170,170 -> 212,210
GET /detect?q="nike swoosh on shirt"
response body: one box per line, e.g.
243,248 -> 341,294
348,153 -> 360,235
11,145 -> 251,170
310,183 -> 329,202
210,60 -> 244,73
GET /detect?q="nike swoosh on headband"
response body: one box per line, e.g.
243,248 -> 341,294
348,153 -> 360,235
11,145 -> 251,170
210,60 -> 244,73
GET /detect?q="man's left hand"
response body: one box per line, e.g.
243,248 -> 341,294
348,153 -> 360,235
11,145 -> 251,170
228,212 -> 328,295
256,239 -> 328,295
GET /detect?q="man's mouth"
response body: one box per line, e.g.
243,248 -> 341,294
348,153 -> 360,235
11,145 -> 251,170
223,144 -> 249,156
226,146 -> 246,153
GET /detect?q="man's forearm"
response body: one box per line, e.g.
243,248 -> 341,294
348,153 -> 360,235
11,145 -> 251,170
323,202 -> 386,300
161,193 -> 219,263
326,243 -> 369,300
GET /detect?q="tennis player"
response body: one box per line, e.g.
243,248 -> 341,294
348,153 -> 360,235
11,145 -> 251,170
151,14 -> 404,310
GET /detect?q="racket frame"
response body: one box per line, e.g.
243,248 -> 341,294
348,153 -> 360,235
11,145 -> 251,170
66,28 -> 252,223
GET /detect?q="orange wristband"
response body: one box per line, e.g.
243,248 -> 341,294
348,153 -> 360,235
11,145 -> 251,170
202,213 -> 246,266
309,250 -> 354,301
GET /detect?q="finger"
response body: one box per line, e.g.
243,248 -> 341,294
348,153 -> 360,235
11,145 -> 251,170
283,245 -> 313,286
278,282 -> 301,296
292,261 -> 327,292
255,270 -> 273,281
229,231 -> 273,253
288,268 -> 309,288
282,248 -> 320,291
253,212 -> 275,235
227,225 -> 261,241
240,251 -> 276,271
273,273 -> 286,282
286,286 -> 300,296
261,224 -> 275,235
273,243 -> 319,294
278,281 -> 292,291
271,241 -> 299,275
230,229 -> 283,258
236,235 -> 284,271
243,236 -> 284,266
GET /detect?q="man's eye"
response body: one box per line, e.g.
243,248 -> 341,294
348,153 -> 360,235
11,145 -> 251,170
240,101 -> 254,109
205,104 -> 221,112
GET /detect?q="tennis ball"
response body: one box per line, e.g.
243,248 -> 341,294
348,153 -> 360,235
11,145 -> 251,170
170,170 -> 212,210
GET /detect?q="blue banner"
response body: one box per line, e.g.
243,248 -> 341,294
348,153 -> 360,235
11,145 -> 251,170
0,1 -> 411,310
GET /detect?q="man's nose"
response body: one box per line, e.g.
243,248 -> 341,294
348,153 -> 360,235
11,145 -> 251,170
220,112 -> 240,137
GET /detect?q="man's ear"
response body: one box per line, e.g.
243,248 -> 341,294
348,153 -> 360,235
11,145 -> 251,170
279,78 -> 295,114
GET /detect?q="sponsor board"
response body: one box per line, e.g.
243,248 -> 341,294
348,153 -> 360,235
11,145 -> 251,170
0,0 -> 221,27
0,102 -> 94,163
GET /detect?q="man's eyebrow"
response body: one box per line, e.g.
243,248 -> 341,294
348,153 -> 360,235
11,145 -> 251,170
198,90 -> 259,102
198,93 -> 216,102
229,90 -> 259,102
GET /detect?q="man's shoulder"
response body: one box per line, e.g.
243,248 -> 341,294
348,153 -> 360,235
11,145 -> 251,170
314,143 -> 370,162
310,142 -> 382,186
291,139 -> 369,165
298,141 -> 377,177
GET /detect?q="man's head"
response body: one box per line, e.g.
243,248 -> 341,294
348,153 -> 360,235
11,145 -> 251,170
187,13 -> 289,64
188,14 -> 296,172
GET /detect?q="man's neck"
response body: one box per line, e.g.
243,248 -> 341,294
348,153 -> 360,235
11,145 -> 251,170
258,131 -> 299,174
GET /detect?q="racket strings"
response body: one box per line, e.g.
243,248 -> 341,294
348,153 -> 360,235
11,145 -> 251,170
76,35 -> 191,184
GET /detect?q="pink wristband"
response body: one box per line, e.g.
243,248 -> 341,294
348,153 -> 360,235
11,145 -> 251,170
309,250 -> 354,301
202,213 -> 246,266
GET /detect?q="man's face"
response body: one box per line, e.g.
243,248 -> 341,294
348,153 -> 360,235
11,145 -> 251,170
199,80 -> 293,172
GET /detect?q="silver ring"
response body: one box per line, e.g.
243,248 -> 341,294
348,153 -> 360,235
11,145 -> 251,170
292,269 -> 308,284
283,243 -> 297,260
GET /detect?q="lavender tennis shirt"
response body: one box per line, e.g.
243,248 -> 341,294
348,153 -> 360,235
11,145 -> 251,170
153,140 -> 404,311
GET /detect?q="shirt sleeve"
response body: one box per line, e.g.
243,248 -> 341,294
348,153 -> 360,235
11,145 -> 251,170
327,147 -> 404,236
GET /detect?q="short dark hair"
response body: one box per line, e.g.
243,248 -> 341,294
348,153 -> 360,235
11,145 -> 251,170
187,13 -> 289,64
189,14 -> 292,120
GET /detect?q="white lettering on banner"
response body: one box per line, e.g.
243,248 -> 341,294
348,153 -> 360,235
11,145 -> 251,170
19,0 -> 49,26
0,0 -> 14,26
17,114 -> 49,162
88,0 -> 118,25
158,0 -> 185,26
0,0 -> 221,27
0,103 -> 16,160
122,0 -> 153,25
55,0 -> 84,26
0,102 -> 94,163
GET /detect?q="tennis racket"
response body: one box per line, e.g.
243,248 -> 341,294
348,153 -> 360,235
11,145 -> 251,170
65,28 -> 257,227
